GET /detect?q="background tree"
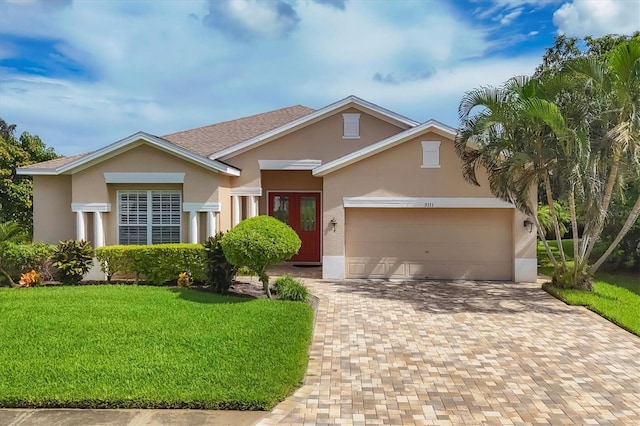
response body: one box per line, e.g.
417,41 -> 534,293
0,119 -> 59,232
0,222 -> 28,287
565,38 -> 640,276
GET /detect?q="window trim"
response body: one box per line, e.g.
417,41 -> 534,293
117,190 -> 182,245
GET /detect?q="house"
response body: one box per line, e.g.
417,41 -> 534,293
17,96 -> 537,282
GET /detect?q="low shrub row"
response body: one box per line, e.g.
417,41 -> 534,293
96,244 -> 207,285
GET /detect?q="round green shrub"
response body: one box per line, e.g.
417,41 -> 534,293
221,216 -> 301,298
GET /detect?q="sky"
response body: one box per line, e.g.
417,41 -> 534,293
0,0 -> 639,156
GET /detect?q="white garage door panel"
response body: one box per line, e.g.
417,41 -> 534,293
345,208 -> 513,280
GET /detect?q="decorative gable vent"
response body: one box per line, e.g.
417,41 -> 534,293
421,141 -> 441,168
342,113 -> 361,139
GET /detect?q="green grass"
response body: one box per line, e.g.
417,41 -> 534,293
537,239 -> 640,336
0,285 -> 314,410
537,240 -> 639,294
544,281 -> 640,336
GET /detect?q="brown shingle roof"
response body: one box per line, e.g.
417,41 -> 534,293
162,105 -> 315,157
20,104 -> 315,172
18,152 -> 91,170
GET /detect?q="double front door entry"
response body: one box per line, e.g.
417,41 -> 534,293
268,192 -> 321,263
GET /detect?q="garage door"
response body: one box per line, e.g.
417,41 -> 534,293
345,208 -> 513,280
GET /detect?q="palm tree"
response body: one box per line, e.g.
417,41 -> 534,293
456,39 -> 640,290
565,39 -> 640,275
456,76 -> 574,280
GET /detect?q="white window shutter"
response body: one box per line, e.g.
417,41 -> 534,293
421,141 -> 441,168
342,113 -> 361,138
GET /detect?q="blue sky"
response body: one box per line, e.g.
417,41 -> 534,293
0,0 -> 638,155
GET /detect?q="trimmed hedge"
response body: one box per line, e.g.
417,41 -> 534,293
95,244 -> 206,285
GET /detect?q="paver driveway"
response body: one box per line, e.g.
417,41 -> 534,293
259,280 -> 640,425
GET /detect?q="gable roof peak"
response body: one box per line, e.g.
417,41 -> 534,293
211,96 -> 420,160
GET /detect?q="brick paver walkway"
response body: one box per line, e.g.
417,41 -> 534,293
259,280 -> 640,425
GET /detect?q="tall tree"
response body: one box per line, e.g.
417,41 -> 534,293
0,119 -> 59,232
455,37 -> 640,290
568,39 -> 640,275
456,76 -> 571,275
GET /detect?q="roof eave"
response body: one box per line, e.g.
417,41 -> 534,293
15,168 -> 60,176
40,132 -> 241,176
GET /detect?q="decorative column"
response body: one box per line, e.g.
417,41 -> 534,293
230,187 -> 262,225
206,211 -> 216,238
232,195 -> 241,226
93,211 -> 104,248
71,203 -> 111,244
189,211 -> 198,244
183,203 -> 221,243
76,211 -> 86,241
248,195 -> 258,218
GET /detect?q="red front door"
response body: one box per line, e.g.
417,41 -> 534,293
268,192 -> 321,263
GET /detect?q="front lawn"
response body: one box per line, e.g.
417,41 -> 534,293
537,240 -> 640,336
544,281 -> 640,336
0,285 -> 314,410
537,240 -> 639,295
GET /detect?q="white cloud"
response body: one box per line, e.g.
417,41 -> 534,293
475,0 -> 561,19
0,0 -> 540,155
553,0 -> 640,37
500,7 -> 523,25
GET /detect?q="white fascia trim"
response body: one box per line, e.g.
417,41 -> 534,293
258,159 -> 322,170
183,202 -> 221,212
71,203 -> 112,212
343,197 -> 515,209
212,95 -> 420,160
52,132 -> 240,176
15,168 -> 59,175
515,258 -> 537,283
322,256 -> 345,280
313,119 -> 457,176
104,172 -> 185,184
230,187 -> 263,196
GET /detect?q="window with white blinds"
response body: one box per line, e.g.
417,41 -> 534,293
118,190 -> 181,244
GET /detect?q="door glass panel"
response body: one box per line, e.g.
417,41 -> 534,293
273,195 -> 289,224
300,196 -> 316,231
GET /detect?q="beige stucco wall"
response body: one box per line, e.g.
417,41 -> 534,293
217,186 -> 232,232
72,144 -> 225,203
225,108 -> 406,188
32,175 -> 74,244
321,132 -> 537,276
65,143 -> 229,244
